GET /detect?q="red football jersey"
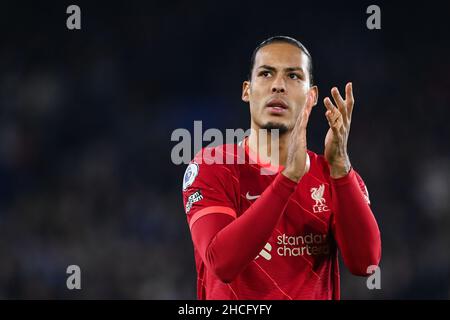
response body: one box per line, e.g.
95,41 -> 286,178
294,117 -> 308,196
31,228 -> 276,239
182,138 -> 373,300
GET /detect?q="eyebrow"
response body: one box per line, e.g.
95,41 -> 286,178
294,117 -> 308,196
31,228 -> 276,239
257,65 -> 304,73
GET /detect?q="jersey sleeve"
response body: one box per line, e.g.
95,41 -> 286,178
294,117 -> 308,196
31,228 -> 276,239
330,168 -> 381,276
354,170 -> 371,205
182,157 -> 239,230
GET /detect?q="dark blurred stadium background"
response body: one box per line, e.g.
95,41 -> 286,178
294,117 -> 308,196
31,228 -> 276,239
0,1 -> 449,299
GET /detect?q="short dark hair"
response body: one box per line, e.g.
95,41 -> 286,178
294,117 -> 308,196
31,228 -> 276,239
248,36 -> 314,85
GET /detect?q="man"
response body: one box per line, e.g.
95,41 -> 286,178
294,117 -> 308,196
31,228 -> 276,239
182,36 -> 381,299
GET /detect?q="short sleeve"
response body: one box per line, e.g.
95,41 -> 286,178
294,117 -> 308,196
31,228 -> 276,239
182,157 -> 239,230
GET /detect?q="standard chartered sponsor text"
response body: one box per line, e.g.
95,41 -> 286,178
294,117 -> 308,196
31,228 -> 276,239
276,233 -> 330,257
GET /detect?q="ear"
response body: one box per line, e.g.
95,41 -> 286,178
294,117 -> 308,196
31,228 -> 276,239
242,81 -> 250,103
309,85 -> 319,106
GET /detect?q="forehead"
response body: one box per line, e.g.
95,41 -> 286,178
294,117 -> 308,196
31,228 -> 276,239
254,42 -> 308,70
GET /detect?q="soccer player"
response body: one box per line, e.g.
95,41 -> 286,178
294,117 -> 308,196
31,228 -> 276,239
182,36 -> 381,299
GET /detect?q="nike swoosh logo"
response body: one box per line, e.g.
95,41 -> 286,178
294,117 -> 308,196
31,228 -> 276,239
246,192 -> 260,200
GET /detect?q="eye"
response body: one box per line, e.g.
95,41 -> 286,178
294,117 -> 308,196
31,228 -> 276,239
259,71 -> 272,78
288,73 -> 301,80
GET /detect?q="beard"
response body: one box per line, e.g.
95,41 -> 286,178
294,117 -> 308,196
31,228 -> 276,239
261,122 -> 289,135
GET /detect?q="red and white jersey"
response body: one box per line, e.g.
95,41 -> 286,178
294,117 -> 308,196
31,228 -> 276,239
182,138 -> 372,300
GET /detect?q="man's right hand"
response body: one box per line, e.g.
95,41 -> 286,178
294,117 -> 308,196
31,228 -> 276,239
282,93 -> 315,183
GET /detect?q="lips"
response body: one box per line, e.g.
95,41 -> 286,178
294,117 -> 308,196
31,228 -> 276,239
266,99 -> 289,114
266,99 -> 288,109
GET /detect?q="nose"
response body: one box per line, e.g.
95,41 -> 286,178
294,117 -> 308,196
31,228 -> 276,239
271,75 -> 286,93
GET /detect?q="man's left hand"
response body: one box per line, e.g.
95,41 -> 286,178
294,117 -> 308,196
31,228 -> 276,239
323,82 -> 354,178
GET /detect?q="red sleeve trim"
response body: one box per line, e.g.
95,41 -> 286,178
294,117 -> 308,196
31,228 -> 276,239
330,167 -> 355,186
189,206 -> 237,230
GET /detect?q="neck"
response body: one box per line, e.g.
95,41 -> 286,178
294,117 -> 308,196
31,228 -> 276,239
247,124 -> 290,167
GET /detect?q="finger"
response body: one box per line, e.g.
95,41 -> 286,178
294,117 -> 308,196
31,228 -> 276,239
323,97 -> 337,113
331,87 -> 345,109
324,97 -> 337,124
345,82 -> 354,119
299,103 -> 312,131
326,109 -> 340,124
297,91 -> 315,127
324,99 -> 342,133
326,110 -> 342,129
294,93 -> 312,130
305,91 -> 315,113
331,87 -> 347,124
324,97 -> 341,123
327,113 -> 342,135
